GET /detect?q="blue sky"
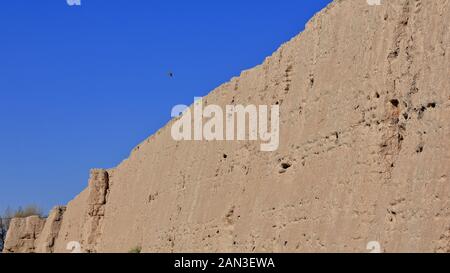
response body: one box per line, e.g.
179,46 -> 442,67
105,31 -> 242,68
0,0 -> 332,214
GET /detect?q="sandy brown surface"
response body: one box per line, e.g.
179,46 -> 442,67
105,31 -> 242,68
4,0 -> 450,253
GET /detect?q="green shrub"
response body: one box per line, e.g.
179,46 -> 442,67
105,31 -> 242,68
129,246 -> 142,253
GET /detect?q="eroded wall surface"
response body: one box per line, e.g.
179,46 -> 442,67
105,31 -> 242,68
3,216 -> 45,253
5,0 -> 450,253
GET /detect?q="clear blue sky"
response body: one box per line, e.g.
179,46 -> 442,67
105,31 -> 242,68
0,0 -> 332,214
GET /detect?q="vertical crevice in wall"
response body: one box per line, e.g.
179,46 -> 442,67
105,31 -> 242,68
381,0 -> 422,179
82,169 -> 110,253
35,206 -> 66,253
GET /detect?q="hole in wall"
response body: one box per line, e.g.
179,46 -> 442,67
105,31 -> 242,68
416,145 -> 424,153
390,99 -> 399,107
418,106 -> 426,119
427,102 -> 436,108
279,162 -> 292,174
